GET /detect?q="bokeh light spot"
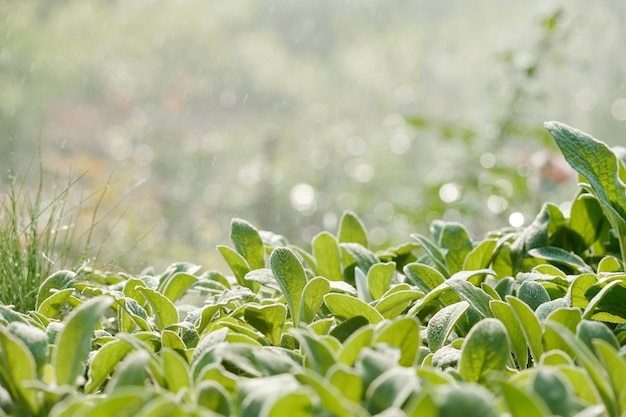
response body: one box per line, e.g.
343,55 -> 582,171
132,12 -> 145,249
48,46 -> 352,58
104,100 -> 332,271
439,183 -> 460,203
509,212 -> 525,227
611,98 -> 626,121
290,183 -> 317,215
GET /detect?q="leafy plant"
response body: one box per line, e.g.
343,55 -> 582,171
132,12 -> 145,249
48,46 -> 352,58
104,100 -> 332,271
0,157 -> 114,313
1,122 -> 626,416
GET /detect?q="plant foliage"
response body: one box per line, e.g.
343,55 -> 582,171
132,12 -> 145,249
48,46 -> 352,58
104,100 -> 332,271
1,122 -> 626,416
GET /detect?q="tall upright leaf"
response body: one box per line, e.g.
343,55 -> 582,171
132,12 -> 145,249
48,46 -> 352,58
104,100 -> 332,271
546,121 -> 626,266
230,218 -> 266,270
270,248 -> 308,326
54,296 -> 113,386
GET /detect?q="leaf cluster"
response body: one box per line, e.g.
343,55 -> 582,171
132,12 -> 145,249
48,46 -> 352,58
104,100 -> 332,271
1,122 -> 626,416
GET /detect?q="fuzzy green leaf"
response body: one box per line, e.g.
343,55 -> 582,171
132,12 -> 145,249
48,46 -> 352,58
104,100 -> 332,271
36,270 -> 76,309
338,211 -> 369,248
507,295 -> 544,363
312,231 -> 342,281
161,272 -> 198,304
527,246 -> 593,273
517,280 -> 550,311
37,288 -> 75,318
324,293 -> 383,324
375,316 -> 420,367
366,262 -> 396,300
433,220 -> 474,274
244,303 -> 287,346
270,247 -> 308,326
231,218 -> 266,270
546,121 -> 626,266
459,318 -> 510,383
0,327 -> 39,414
490,300 -> 528,369
139,287 -> 179,330
85,337 -> 135,394
500,381 -> 550,417
464,239 -> 498,271
291,328 -> 337,376
54,296 -> 113,387
162,347 -> 190,394
374,290 -> 423,319
217,245 -> 251,288
427,301 -> 469,353
299,276 -> 331,325
445,277 -> 494,318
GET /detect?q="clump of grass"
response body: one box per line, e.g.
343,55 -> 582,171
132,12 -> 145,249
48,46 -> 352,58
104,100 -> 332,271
0,158 -> 109,313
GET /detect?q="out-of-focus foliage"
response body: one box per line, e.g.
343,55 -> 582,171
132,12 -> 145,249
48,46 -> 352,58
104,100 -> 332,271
0,0 -> 624,271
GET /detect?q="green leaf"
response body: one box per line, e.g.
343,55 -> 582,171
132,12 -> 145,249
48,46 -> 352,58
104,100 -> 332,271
217,245 -> 251,288
266,392 -> 314,417
299,276 -> 331,325
244,268 -> 280,291
85,337 -> 135,394
427,301 -> 469,353
464,239 -> 498,271
231,218 -> 266,270
532,368 -> 582,417
490,300 -> 528,369
161,272 -> 198,304
577,320 -> 619,352
162,348 -> 190,394
593,339 -> 626,414
338,326 -> 374,366
79,388 -> 153,417
324,293 -> 383,324
366,262 -> 396,300
405,391 -> 438,417
6,322 -> 48,376
437,384 -> 498,417
375,316 -> 420,366
37,288 -> 75,318
410,234 -> 450,276
374,290 -> 423,319
312,231 -> 342,281
459,318 -> 510,383
329,315 -> 368,343
598,256 -> 623,273
295,369 -> 362,417
54,296 -> 113,387
544,321 -> 617,417
270,247 -> 308,326
570,194 -> 604,250
500,381 -> 550,417
364,367 -> 419,415
196,380 -> 232,416
36,270 -> 76,309
517,280 -> 550,311
291,327 -> 338,376
328,365 -> 362,403
338,211 -> 369,248
527,246 -> 593,273
507,295 -> 544,363
340,243 -> 378,273
432,220 -> 474,274
0,327 -> 39,415
244,303 -> 287,346
445,277 -> 494,318
139,287 -> 179,330
135,395 -> 187,417
546,121 -> 626,266
582,279 -> 625,321
570,273 -> 598,310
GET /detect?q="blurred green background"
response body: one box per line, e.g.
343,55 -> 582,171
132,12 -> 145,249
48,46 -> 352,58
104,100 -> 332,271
1,0 -> 625,272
